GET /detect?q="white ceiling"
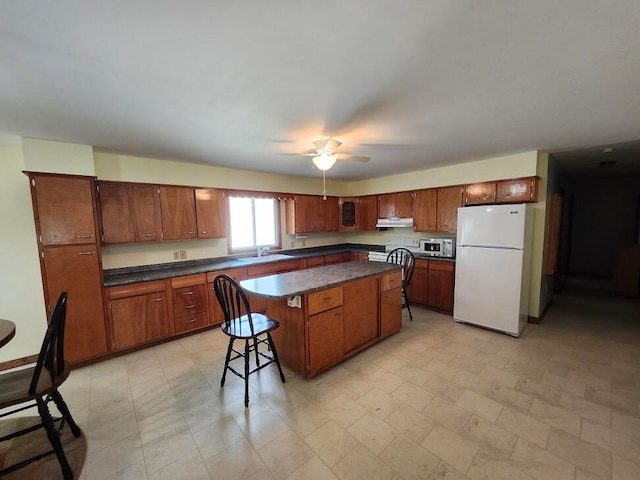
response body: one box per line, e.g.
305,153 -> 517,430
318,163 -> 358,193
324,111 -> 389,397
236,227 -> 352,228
1,1 -> 639,180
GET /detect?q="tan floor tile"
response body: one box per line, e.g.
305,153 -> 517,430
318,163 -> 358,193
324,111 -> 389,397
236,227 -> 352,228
558,392 -> 611,426
333,444 -> 395,480
391,382 -> 435,411
141,426 -> 197,474
379,434 -> 440,480
466,451 -> 535,480
585,385 -> 638,415
257,430 -> 314,480
365,368 -> 405,394
357,387 -> 402,419
612,410 -> 640,440
452,371 -> 494,395
421,424 -> 479,473
613,455 -> 640,480
147,450 -> 210,480
472,352 -> 508,369
394,364 -> 433,386
580,419 -> 640,463
238,411 -> 291,449
546,428 -> 611,480
424,358 -> 459,380
514,377 -> 562,405
304,420 -> 358,467
423,374 -> 466,402
347,412 -> 399,455
85,433 -> 144,480
86,411 -> 139,456
322,393 -> 368,428
371,353 -> 407,372
427,461 -> 467,480
486,384 -> 534,413
102,460 -> 148,480
575,467 -> 602,480
541,371 -> 586,397
504,360 -> 545,382
455,389 -> 503,423
528,399 -> 582,436
137,406 -> 186,446
480,365 -> 519,389
423,396 -> 472,432
279,403 -> 330,438
460,415 -> 517,460
385,404 -> 436,443
510,438 -> 574,480
331,375 -> 376,401
566,369 -> 611,391
285,456 -> 339,480
205,438 -> 267,480
193,416 -> 244,461
495,407 -> 550,448
449,354 -> 486,374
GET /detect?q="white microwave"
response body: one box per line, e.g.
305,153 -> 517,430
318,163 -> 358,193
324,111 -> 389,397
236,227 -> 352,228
419,238 -> 455,258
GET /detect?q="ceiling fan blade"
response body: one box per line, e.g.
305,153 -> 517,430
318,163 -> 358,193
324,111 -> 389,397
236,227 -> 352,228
335,154 -> 370,162
277,152 -> 316,156
313,138 -> 341,153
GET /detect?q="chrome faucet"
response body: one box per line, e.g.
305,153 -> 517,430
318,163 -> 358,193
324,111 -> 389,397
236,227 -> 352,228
257,246 -> 270,257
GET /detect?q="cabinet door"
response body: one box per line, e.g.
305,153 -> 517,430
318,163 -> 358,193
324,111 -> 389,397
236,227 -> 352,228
496,178 -> 537,203
42,245 -> 108,362
33,175 -> 97,246
99,183 -> 135,243
286,195 -> 311,234
130,184 -> 161,242
358,195 -> 379,230
406,266 -> 429,305
195,188 -> 226,238
110,295 -> 147,350
436,186 -> 463,233
379,192 -> 412,219
146,292 -> 170,341
380,287 -> 402,337
343,277 -> 379,353
320,196 -> 340,232
464,182 -> 497,205
308,306 -> 344,376
159,186 -> 197,240
413,189 -> 437,232
339,198 -> 357,230
427,263 -> 455,312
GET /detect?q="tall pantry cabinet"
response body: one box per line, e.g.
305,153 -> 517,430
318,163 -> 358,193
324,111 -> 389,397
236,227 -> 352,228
28,173 -> 109,363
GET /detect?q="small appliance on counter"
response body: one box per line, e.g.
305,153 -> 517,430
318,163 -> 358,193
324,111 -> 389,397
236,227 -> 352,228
419,238 -> 455,258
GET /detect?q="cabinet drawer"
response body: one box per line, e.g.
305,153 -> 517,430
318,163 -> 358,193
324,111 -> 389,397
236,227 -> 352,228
324,253 -> 342,265
308,286 -> 343,316
429,261 -> 455,272
171,274 -> 206,289
380,271 -> 402,292
173,296 -> 207,317
172,284 -> 207,304
306,256 -> 325,268
109,280 -> 166,300
174,311 -> 209,333
247,259 -> 301,277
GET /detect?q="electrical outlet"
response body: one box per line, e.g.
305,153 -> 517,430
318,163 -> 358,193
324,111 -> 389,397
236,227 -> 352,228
173,251 -> 179,260
302,240 -> 306,247
179,250 -> 187,259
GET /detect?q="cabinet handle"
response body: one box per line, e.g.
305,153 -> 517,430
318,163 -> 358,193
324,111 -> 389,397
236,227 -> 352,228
76,234 -> 94,239
322,297 -> 332,302
185,304 -> 196,309
187,318 -> 196,323
333,313 -> 341,318
78,251 -> 94,255
498,194 -> 511,198
153,298 -> 165,302
200,230 -> 207,234
142,233 -> 155,237
185,231 -> 196,235
185,291 -> 195,295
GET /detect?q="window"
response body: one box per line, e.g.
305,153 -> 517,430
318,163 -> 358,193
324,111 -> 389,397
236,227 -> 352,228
228,196 -> 279,252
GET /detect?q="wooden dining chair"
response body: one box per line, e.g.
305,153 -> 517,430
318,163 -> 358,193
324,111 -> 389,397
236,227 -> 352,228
0,292 -> 82,480
386,247 -> 416,321
212,274 -> 286,407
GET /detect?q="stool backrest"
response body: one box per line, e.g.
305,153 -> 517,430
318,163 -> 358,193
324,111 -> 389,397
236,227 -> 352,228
29,291 -> 68,395
386,248 -> 416,286
213,274 -> 255,337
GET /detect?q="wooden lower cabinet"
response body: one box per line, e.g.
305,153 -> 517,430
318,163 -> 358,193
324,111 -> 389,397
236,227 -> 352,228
108,280 -> 171,351
42,245 -> 109,363
406,260 -> 429,305
380,287 -> 402,338
427,262 -> 455,311
308,306 -> 344,377
343,277 -> 379,353
171,274 -> 209,333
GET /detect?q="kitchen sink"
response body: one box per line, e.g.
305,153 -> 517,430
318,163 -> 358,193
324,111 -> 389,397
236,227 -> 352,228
238,253 -> 296,264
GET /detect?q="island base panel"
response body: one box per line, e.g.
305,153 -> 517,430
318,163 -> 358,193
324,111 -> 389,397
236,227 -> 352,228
266,299 -> 307,374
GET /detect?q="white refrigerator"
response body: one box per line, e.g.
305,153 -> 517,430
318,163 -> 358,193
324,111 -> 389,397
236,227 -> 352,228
453,203 -> 534,337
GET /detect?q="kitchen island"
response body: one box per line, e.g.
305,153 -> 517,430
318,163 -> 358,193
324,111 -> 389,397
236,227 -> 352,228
240,262 -> 403,378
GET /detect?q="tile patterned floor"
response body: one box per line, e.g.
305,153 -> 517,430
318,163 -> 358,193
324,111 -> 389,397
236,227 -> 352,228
55,282 -> 640,479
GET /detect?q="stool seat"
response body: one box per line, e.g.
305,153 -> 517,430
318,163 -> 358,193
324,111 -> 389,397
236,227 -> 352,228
221,313 -> 279,339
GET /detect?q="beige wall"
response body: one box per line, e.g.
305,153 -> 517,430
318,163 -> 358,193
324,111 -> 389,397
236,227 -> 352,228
0,146 -> 48,363
23,138 -> 95,176
529,152 -> 549,317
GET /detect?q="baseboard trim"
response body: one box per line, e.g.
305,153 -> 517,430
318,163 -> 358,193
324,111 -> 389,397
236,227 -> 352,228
0,354 -> 38,372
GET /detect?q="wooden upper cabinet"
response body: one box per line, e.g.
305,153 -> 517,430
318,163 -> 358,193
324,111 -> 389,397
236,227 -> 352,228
195,188 -> 226,239
286,195 -> 339,234
321,196 -> 339,232
378,192 -> 412,219
436,186 -> 463,233
99,182 -> 161,243
358,195 -> 379,231
496,177 -> 538,203
413,189 -> 437,232
464,182 -> 497,205
339,198 -> 358,230
31,175 -> 97,246
159,186 -> 197,240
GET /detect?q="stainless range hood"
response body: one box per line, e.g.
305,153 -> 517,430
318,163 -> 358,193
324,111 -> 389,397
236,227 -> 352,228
375,217 -> 414,228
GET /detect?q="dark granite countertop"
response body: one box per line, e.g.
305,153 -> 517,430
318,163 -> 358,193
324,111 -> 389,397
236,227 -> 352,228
103,243 -> 386,287
240,261 -> 402,299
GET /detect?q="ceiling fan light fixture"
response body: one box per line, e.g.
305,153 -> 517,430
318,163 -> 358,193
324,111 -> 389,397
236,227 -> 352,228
312,152 -> 336,171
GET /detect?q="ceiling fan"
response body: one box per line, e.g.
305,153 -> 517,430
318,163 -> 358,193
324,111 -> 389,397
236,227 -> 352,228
283,139 -> 370,199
